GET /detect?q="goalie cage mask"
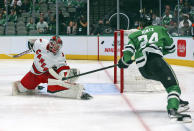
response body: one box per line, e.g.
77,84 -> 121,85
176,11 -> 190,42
48,36 -> 63,55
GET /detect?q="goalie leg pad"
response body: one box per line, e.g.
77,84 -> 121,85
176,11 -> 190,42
47,79 -> 84,99
12,81 -> 35,96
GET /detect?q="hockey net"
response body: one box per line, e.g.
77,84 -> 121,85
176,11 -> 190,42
114,30 -> 164,93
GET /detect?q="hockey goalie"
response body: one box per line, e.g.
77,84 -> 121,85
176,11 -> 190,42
13,36 -> 92,100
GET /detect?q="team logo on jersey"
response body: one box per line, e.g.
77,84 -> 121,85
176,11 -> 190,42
177,40 -> 186,57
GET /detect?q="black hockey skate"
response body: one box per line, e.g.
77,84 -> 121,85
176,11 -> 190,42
177,99 -> 190,113
168,108 -> 192,123
81,92 -> 93,100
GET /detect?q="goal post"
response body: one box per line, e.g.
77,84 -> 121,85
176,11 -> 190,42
114,30 -> 124,93
114,30 -> 164,93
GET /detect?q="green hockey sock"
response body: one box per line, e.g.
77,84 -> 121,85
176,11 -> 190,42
167,98 -> 179,110
166,85 -> 181,94
166,85 -> 181,110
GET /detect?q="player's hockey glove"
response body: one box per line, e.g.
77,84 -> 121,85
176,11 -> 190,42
118,57 -> 133,68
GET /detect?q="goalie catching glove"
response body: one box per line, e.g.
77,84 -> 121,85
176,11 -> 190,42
118,57 -> 133,68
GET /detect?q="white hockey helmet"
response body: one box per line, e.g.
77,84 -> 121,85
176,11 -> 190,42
48,36 -> 63,54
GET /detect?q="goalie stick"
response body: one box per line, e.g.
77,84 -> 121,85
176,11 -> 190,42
12,49 -> 31,58
62,64 -> 118,81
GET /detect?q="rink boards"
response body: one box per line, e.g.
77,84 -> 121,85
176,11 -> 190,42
0,36 -> 193,67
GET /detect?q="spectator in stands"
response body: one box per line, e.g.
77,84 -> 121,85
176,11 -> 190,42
103,20 -> 113,34
152,13 -> 161,26
26,17 -> 36,33
48,15 -> 56,35
58,10 -> 67,35
89,23 -> 96,35
74,0 -> 87,17
174,0 -> 184,15
179,14 -> 192,28
39,12 -> 48,23
38,0 -> 47,4
182,0 -> 191,14
173,11 -> 179,23
179,20 -> 192,36
21,0 -> 31,13
30,1 -> 40,13
0,13 -> 5,26
2,1 -> 10,12
1,9 -> 6,20
162,7 -> 173,28
47,0 -> 55,3
11,0 -> 22,7
163,5 -> 173,16
64,0 -> 78,7
10,0 -> 22,16
77,15 -> 87,35
8,9 -> 17,23
93,19 -> 104,35
36,17 -> 48,34
166,19 -> 178,36
67,20 -> 77,35
189,5 -> 194,21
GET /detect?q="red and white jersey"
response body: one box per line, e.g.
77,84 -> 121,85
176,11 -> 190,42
30,38 -> 67,75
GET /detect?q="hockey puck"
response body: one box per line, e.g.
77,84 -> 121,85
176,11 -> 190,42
101,41 -> 104,44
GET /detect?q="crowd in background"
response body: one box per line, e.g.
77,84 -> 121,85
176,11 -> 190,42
0,0 -> 193,36
90,0 -> 194,36
146,0 -> 194,36
0,0 -> 87,35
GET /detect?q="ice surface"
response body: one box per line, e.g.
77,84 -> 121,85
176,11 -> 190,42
0,59 -> 193,131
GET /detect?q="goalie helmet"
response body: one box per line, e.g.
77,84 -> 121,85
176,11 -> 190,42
48,36 -> 63,55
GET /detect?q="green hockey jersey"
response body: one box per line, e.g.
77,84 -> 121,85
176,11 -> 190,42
123,25 -> 175,68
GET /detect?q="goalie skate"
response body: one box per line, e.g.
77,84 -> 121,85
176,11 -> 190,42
168,108 -> 192,123
177,99 -> 190,113
81,92 -> 93,100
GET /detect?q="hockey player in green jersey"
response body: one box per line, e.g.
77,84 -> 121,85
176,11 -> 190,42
118,23 -> 192,122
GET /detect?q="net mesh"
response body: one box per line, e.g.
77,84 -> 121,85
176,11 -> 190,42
114,30 -> 165,93
117,63 -> 165,92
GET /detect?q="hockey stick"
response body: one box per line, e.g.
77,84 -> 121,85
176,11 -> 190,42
62,64 -> 118,81
12,49 -> 32,58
